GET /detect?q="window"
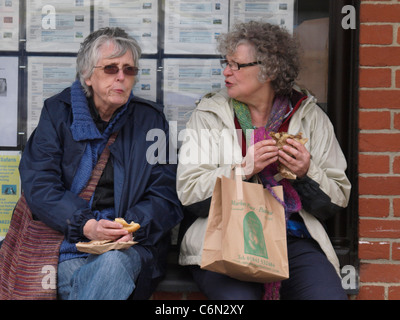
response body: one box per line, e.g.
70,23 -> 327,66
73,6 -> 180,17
0,1 -> 359,281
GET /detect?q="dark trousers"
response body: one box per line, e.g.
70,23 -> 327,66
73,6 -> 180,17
190,236 -> 348,300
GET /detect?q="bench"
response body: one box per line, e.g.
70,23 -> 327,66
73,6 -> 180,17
152,245 -> 206,300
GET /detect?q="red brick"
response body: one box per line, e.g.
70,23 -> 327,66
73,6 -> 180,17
356,285 -> 385,300
360,47 -> 400,67
360,263 -> 400,283
359,133 -> 400,152
359,90 -> 400,109
360,25 -> 393,45
398,26 -> 400,45
359,218 -> 400,238
359,240 -> 390,259
361,4 -> 400,23
359,68 -> 391,88
359,198 -> 390,217
359,111 -> 391,130
359,176 -> 400,195
394,157 -> 400,174
359,154 -> 390,174
392,243 -> 400,261
394,198 -> 400,217
396,70 -> 400,88
394,112 -> 400,130
388,286 -> 400,300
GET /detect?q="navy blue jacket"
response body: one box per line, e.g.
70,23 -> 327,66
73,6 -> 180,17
19,86 -> 183,299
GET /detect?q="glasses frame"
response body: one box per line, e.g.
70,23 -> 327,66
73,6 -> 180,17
220,59 -> 261,71
93,64 -> 139,76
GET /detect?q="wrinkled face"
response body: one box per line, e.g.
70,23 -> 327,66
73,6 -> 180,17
85,42 -> 136,113
223,43 -> 270,105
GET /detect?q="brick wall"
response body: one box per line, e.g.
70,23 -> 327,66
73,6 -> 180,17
358,0 -> 400,300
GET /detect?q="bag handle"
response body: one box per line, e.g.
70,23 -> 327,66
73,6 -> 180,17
78,131 -> 119,202
230,165 -> 244,200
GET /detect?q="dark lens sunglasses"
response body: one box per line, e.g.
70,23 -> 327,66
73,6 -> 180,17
93,65 -> 139,76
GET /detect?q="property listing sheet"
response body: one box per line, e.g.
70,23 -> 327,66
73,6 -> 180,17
94,0 -> 158,54
0,56 -> 18,147
26,0 -> 90,52
0,150 -> 21,240
0,0 -> 19,51
230,0 -> 294,33
164,0 -> 229,54
163,58 -> 225,134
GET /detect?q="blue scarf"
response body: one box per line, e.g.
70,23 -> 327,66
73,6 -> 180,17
59,80 -> 132,263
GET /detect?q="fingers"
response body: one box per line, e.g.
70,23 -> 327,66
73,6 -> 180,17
254,139 -> 279,157
243,139 -> 278,178
243,137 -> 310,179
116,233 -> 133,243
99,219 -> 129,238
278,138 -> 310,178
84,219 -> 128,241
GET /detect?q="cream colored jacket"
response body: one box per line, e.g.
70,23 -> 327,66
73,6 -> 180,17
176,87 -> 351,275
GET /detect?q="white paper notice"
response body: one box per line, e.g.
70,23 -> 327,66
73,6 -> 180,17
27,56 -> 76,137
163,58 -> 225,133
26,0 -> 91,52
164,0 -> 229,54
0,0 -> 19,51
94,0 -> 158,54
0,150 -> 21,240
132,58 -> 158,102
230,0 -> 294,34
0,57 -> 18,147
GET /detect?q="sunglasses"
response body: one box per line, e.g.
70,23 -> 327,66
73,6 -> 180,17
93,65 -> 139,76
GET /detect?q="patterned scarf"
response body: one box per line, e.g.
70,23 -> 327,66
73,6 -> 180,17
232,96 -> 302,300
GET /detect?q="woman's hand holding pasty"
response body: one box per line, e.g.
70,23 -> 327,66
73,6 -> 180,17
278,138 -> 310,179
242,139 -> 279,179
83,219 -> 132,242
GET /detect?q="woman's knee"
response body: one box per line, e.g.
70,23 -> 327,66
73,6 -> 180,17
281,238 -> 347,300
94,248 -> 141,279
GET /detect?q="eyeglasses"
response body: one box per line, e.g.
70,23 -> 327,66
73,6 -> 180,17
220,59 -> 261,71
93,65 -> 139,76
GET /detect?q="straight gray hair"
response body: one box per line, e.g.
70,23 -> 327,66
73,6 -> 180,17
76,27 -> 142,97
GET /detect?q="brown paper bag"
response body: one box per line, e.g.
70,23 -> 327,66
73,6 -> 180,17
201,170 -> 289,283
76,240 -> 137,254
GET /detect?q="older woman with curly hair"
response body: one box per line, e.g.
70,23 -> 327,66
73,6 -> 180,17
176,21 -> 351,300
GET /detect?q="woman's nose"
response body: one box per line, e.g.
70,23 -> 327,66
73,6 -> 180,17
115,68 -> 125,81
223,65 -> 233,76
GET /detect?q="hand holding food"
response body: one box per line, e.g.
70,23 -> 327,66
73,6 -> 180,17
269,132 -> 308,179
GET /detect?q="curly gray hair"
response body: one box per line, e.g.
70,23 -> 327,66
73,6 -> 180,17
76,27 -> 142,97
217,21 -> 300,95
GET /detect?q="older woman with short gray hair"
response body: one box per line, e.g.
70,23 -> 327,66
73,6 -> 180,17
76,27 -> 142,97
19,27 -> 182,300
